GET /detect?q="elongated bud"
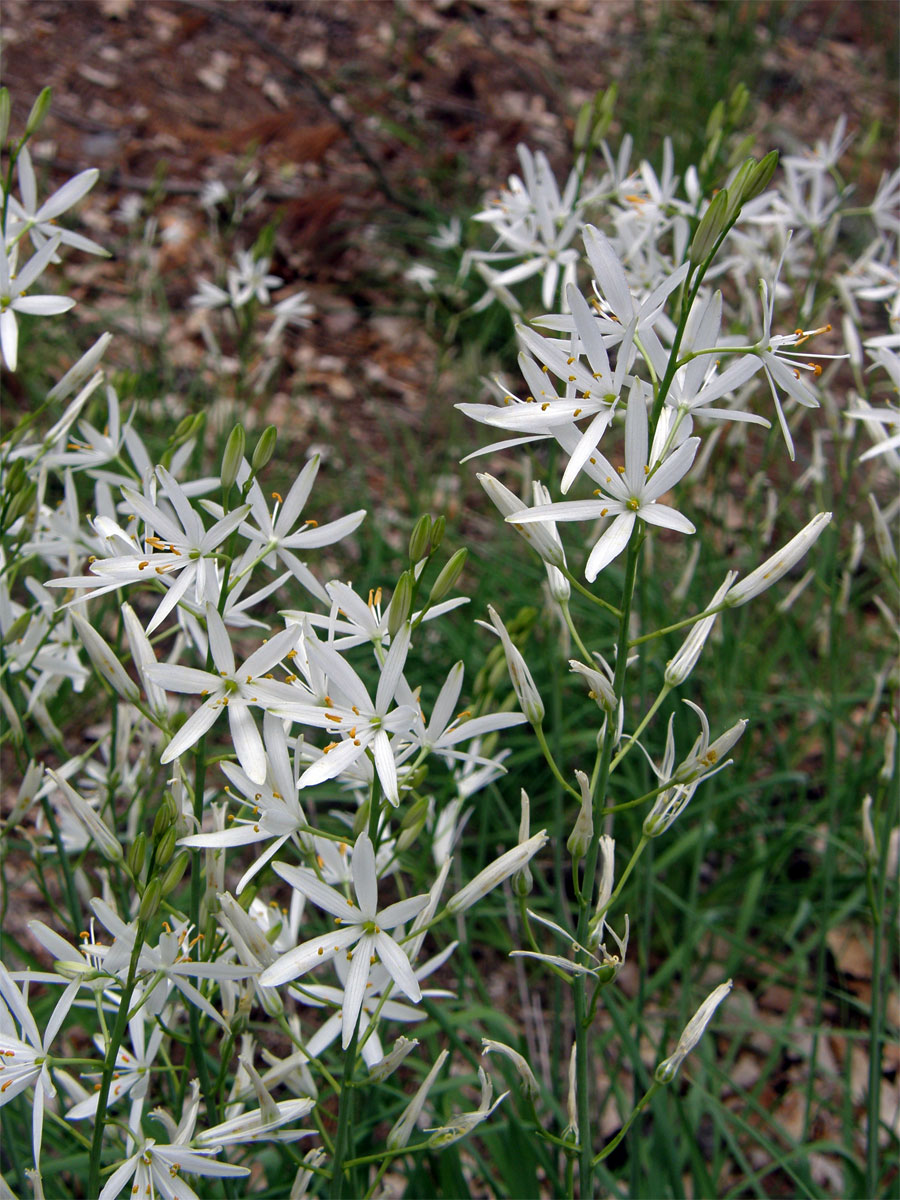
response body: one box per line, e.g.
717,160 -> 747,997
861,795 -> 877,866
655,980 -> 732,1083
742,150 -> 778,202
49,770 -> 123,863
251,425 -> 277,473
479,473 -> 566,568
588,834 -> 616,949
24,87 -> 52,138
152,798 -> 174,841
6,479 -> 36,525
127,833 -> 147,879
726,513 -> 832,606
486,606 -> 544,726
447,830 -> 548,914
567,770 -> 593,864
221,424 -> 246,492
430,515 -> 446,552
387,1049 -> 449,1150
388,571 -> 413,637
429,548 -> 467,604
139,877 -> 163,922
397,796 -> 429,853
690,187 -> 730,266
71,612 -> 140,704
0,89 -> 10,144
724,159 -> 756,224
352,798 -> 370,838
2,611 -> 32,647
665,573 -> 735,687
156,826 -> 177,868
408,514 -> 433,563
513,790 -> 533,897
161,850 -> 189,896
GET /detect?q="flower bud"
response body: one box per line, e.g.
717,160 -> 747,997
397,796 -> 430,852
251,425 -> 277,473
485,606 -> 544,726
429,548 -> 467,604
665,573 -> 735,687
161,850 -> 189,896
742,150 -> 778,202
127,833 -> 147,879
861,795 -> 877,866
430,515 -> 446,552
388,571 -> 413,637
387,1050 -> 449,1149
221,424 -> 246,492
71,612 -> 140,704
139,877 -> 163,922
690,187 -> 730,266
0,89 -> 10,144
155,826 -> 177,868
567,770 -> 594,864
408,514 -> 433,563
24,87 -> 52,138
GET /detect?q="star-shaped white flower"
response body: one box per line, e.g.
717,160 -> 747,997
259,832 -> 429,1048
513,386 -> 699,581
145,604 -> 301,784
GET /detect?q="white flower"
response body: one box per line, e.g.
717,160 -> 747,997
9,148 -> 105,256
263,290 -> 315,344
513,386 -> 699,581
259,832 -> 429,1048
97,1137 -> 249,1200
228,249 -> 282,307
274,623 -> 417,805
0,236 -> 75,371
146,604 -> 300,784
0,963 -> 81,1173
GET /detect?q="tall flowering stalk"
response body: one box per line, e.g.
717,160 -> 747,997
0,78 -> 895,1200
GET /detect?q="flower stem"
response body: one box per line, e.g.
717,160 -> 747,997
330,1016 -> 360,1199
86,919 -> 146,1199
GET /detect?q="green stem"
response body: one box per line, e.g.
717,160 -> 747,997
571,533 -> 641,1197
86,919 -> 147,1199
330,1016 -> 360,1199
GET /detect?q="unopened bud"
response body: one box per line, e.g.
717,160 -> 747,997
690,187 -> 730,266
24,87 -> 52,138
156,826 -> 177,867
138,877 -> 163,922
387,571 -> 413,637
408,514 -> 433,563
221,424 -> 246,492
251,425 -> 277,474
429,548 -> 467,604
742,150 -> 778,202
397,796 -> 429,853
430,515 -> 446,552
161,850 -> 189,895
127,833 -> 147,878
0,89 -> 10,144
567,770 -> 593,864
